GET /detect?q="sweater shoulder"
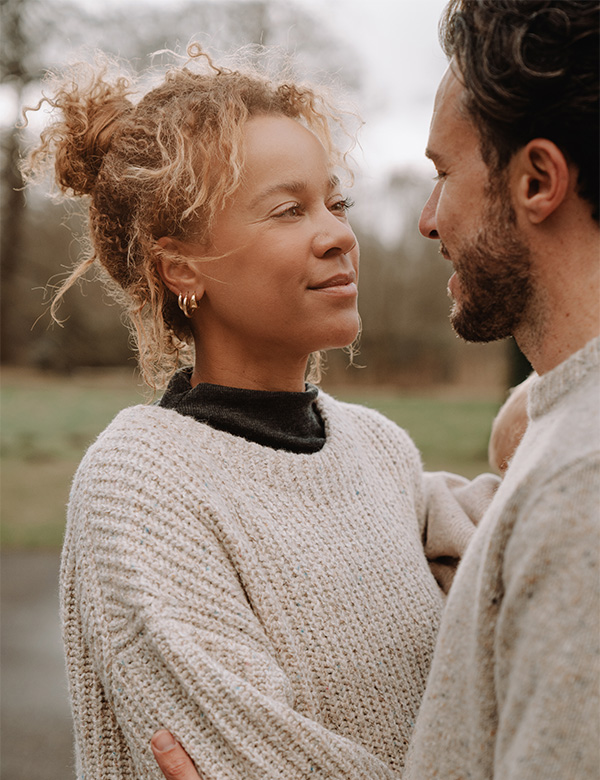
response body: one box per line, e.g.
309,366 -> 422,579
70,404 -> 205,505
318,392 -> 419,450
83,403 -> 201,461
317,392 -> 424,488
65,405 -> 220,573
492,453 -> 600,606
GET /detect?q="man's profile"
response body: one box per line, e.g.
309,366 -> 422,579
405,1 -> 599,776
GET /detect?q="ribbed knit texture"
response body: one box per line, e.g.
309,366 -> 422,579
404,336 -> 600,780
61,391 -> 451,779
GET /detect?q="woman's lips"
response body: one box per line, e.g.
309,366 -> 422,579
309,273 -> 357,294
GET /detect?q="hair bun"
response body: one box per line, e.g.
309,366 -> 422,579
55,92 -> 132,196
25,60 -> 134,197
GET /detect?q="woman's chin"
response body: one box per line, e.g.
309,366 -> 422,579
316,322 -> 361,353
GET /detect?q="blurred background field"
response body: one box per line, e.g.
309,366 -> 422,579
1,366 -> 501,549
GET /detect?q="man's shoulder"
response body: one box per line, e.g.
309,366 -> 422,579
509,353 -> 600,487
498,452 -> 600,591
482,373 -> 600,576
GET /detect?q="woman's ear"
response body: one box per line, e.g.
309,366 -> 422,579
512,139 -> 570,225
155,237 -> 205,300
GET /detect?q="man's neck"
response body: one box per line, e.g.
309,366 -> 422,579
516,236 -> 600,374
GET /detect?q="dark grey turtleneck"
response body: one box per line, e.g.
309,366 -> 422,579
158,368 -> 325,453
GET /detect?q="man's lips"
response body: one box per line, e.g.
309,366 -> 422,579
448,270 -> 459,298
438,244 -> 459,297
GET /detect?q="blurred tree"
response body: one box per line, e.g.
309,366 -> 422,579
1,0 -> 31,362
0,0 -> 102,363
507,338 -> 533,386
343,172 -> 456,385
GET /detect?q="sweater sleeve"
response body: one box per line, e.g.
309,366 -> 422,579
64,431 -> 401,780
422,471 -> 500,592
494,456 -> 600,779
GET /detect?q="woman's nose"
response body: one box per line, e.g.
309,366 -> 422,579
313,210 -> 357,258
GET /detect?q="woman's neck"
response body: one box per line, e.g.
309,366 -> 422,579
190,353 -> 309,392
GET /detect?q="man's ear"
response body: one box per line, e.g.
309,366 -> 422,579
513,139 -> 570,225
155,237 -> 205,299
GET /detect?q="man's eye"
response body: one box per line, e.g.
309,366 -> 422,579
433,172 -> 447,182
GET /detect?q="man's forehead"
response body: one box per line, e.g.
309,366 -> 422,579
426,66 -> 475,156
433,66 -> 466,116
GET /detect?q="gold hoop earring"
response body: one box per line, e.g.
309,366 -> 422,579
178,292 -> 199,319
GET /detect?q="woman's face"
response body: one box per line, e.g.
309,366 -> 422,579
187,114 -> 360,382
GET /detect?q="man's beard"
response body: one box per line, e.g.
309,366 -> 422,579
447,194 -> 534,343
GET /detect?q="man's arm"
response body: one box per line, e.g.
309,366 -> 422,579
495,456 -> 600,776
152,731 -> 202,780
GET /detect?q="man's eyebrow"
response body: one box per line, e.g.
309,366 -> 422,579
249,175 -> 341,209
424,148 -> 448,171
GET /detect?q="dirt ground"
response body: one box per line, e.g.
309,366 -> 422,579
1,551 -> 74,780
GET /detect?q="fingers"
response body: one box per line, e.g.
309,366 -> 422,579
151,730 -> 203,780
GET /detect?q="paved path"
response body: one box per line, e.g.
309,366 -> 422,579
1,551 -> 74,780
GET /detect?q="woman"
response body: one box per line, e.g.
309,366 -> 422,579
25,48 -> 497,778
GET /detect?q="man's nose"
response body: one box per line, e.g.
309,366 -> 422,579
418,184 -> 440,239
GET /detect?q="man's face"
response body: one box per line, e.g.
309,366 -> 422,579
419,67 -> 533,343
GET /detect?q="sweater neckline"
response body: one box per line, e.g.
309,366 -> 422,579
529,335 -> 600,420
157,368 -> 325,453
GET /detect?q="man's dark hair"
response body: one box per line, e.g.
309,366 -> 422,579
440,0 -> 599,221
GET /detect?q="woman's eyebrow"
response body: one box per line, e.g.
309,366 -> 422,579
249,175 -> 342,210
250,180 -> 307,209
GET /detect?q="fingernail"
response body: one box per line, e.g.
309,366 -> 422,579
152,729 -> 177,752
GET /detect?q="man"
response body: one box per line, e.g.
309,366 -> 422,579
153,1 -> 599,776
403,0 -> 599,777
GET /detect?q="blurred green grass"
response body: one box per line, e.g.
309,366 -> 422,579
335,391 -> 500,475
1,369 -> 501,548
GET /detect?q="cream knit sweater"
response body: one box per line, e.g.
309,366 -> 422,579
62,390 -> 471,779
404,336 -> 600,779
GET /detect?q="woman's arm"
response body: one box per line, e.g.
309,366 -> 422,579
420,375 -> 534,591
488,374 -> 534,473
421,470 -> 500,591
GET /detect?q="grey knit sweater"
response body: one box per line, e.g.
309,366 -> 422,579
62,389 -> 495,779
404,336 -> 600,779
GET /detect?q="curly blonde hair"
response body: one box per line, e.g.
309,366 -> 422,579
23,45 -> 357,388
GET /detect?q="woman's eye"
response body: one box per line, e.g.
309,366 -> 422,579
331,197 -> 355,214
274,204 -> 303,218
433,171 -> 447,182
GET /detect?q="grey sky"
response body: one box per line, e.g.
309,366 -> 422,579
73,0 -> 450,177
